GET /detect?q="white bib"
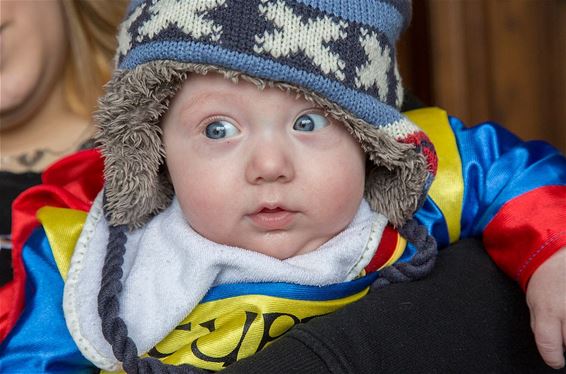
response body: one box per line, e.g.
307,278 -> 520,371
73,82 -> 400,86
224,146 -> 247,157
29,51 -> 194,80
63,192 -> 387,370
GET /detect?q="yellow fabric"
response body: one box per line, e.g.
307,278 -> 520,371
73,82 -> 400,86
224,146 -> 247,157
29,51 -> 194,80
37,206 -> 87,280
379,234 -> 407,270
405,107 -> 464,243
104,287 -> 369,372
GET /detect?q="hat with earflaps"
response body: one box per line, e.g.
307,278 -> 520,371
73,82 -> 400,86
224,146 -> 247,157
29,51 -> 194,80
97,0 -> 438,230
94,0 -> 438,372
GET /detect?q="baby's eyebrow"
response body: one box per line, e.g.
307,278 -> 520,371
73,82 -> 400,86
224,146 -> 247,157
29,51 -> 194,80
181,90 -> 246,113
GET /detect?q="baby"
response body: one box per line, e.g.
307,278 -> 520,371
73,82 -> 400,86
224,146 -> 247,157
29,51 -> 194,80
68,68 -> 437,372
65,1 -> 439,370
1,0 -> 564,373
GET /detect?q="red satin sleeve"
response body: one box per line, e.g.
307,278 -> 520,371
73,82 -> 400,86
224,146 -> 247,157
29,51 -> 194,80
483,185 -> 566,291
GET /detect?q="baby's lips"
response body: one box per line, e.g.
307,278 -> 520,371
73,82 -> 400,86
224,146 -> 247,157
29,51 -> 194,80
247,206 -> 296,230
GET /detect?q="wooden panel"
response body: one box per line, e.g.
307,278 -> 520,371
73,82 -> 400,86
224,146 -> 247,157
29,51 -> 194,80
487,1 -> 549,139
397,0 -> 433,106
460,0 -> 490,122
428,1 -> 470,118
421,0 -> 565,153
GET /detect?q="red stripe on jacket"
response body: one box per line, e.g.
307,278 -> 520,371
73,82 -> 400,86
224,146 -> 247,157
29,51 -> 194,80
483,185 -> 566,290
365,225 -> 399,274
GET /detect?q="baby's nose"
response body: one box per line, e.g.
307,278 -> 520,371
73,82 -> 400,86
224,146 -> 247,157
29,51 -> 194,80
245,137 -> 294,184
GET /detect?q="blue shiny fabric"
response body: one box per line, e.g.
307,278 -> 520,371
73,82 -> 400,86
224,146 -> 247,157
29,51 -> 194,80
202,271 -> 379,303
450,117 -> 566,237
414,197 -> 450,248
0,228 -> 95,373
415,117 -> 566,251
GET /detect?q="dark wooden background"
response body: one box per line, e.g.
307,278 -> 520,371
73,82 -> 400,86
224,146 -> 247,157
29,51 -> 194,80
397,0 -> 565,153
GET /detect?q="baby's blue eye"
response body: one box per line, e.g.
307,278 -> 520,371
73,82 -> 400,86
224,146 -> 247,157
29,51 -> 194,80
293,113 -> 329,132
204,120 -> 240,139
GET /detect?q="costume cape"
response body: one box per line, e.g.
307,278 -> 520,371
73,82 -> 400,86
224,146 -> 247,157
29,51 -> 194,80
1,107 -> 565,372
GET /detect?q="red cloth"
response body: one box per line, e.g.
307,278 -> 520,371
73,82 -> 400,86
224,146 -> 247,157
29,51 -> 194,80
0,149 -> 103,342
484,185 -> 566,290
365,224 -> 399,274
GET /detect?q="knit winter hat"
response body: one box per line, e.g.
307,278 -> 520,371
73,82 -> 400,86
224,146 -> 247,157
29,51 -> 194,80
96,0 -> 437,229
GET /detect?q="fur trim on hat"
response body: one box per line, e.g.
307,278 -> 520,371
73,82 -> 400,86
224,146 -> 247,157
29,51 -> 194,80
95,60 -> 428,229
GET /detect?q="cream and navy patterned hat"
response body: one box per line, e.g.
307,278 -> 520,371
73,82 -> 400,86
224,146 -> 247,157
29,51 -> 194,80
96,0 -> 438,229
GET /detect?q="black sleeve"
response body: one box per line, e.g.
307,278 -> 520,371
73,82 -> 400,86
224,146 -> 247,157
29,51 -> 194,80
223,239 -> 562,373
0,171 -> 42,286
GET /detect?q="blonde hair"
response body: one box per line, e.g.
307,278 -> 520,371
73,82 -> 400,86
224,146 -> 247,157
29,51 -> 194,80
61,0 -> 129,117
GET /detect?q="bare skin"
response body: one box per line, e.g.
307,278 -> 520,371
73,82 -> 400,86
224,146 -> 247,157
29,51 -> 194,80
527,246 -> 566,369
0,0 -> 93,173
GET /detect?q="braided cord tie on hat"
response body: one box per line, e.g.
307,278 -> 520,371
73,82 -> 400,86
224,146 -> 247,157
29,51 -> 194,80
98,223 -> 206,374
98,216 -> 436,373
371,219 -> 437,289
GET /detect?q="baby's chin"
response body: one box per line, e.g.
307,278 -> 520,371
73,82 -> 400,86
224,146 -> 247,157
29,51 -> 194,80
229,233 -> 331,260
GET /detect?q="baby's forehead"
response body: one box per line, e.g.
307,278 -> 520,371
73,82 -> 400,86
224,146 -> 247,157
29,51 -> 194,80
173,73 -> 321,112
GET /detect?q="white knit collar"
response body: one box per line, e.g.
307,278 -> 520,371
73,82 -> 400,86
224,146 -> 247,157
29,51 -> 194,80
64,192 -> 387,371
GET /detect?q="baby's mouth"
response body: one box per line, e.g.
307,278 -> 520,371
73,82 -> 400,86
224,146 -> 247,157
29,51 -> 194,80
260,207 -> 285,213
248,206 -> 296,230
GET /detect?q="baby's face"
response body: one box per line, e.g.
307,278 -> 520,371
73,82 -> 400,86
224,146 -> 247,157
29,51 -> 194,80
162,73 -> 365,259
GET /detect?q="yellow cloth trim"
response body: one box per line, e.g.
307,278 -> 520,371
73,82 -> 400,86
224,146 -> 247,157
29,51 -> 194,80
103,288 -> 369,372
404,107 -> 464,243
36,206 -> 87,280
378,234 -> 407,270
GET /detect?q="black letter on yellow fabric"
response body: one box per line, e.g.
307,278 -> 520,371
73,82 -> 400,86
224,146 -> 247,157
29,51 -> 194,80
191,311 -> 258,367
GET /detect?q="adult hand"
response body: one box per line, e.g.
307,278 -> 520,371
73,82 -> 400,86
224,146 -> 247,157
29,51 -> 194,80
527,246 -> 566,369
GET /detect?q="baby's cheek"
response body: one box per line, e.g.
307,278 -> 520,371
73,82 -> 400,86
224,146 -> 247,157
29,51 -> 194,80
176,175 -> 240,241
317,168 -> 364,223
178,195 -> 220,242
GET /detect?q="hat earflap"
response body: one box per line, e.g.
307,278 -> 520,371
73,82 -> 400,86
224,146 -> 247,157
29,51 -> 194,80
341,121 -> 430,228
94,64 -> 186,229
